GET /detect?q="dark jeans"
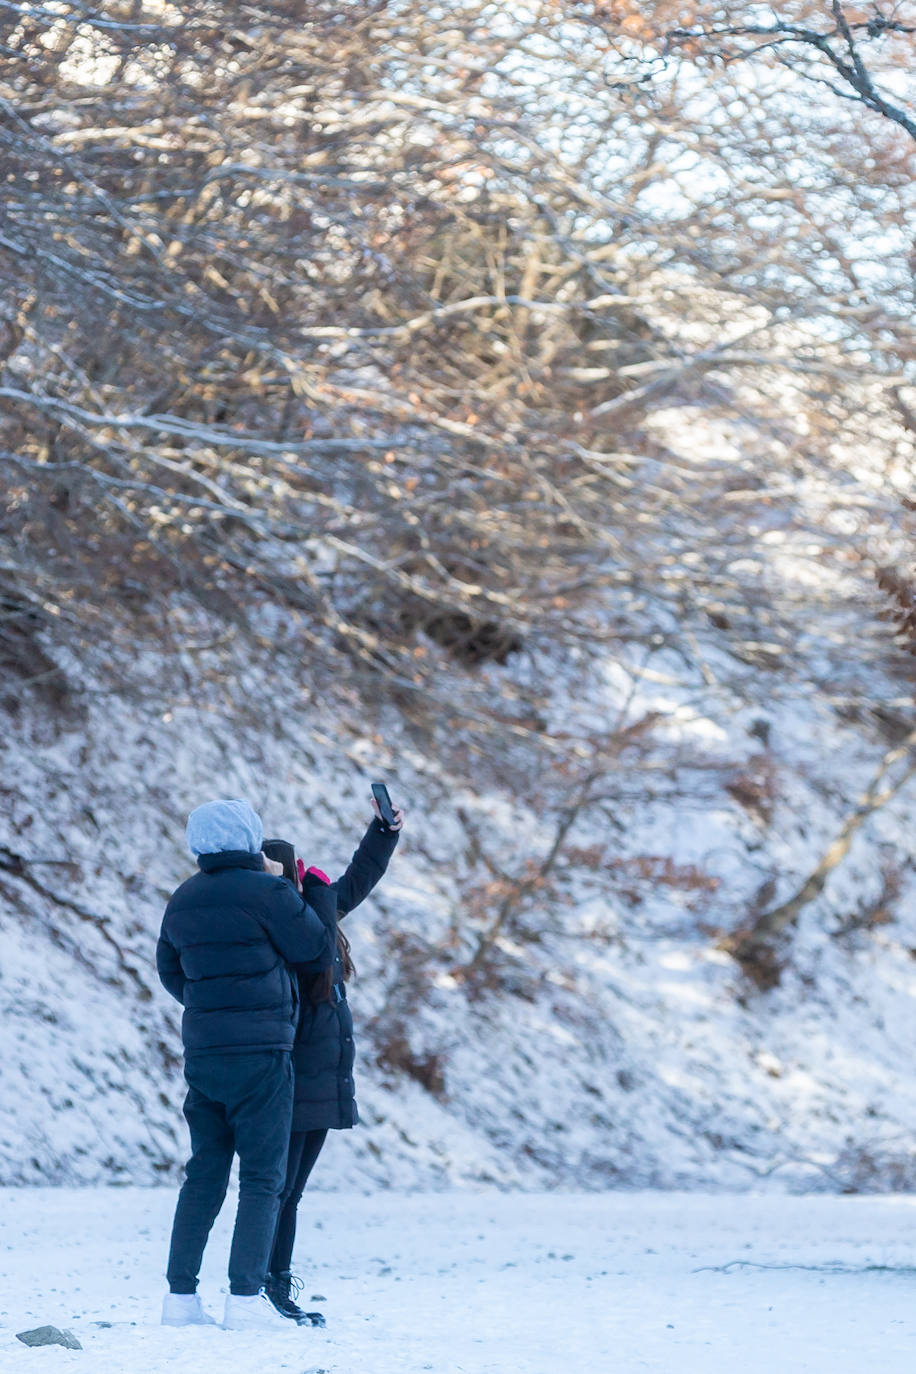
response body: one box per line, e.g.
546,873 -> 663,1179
268,1128 -> 328,1275
166,1050 -> 293,1296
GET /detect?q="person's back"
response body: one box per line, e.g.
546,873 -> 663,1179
157,798 -> 335,1332
160,852 -> 313,1057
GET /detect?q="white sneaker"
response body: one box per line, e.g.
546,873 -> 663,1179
223,1291 -> 298,1330
161,1292 -> 218,1326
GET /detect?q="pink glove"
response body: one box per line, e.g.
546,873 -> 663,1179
301,861 -> 330,885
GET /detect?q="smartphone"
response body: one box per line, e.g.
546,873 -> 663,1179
371,781 -> 397,827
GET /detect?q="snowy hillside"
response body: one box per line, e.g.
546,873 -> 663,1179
2,595 -> 916,1192
3,0 -> 916,1197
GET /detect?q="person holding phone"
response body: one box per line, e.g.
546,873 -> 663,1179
261,786 -> 405,1325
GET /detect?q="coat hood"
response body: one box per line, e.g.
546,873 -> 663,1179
186,798 -> 263,858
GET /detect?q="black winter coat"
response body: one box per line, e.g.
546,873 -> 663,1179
156,850 -> 336,1056
292,820 -> 399,1131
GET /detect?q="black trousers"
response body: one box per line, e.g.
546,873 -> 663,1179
166,1050 -> 293,1296
268,1128 -> 328,1275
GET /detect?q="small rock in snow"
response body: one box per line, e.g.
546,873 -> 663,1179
16,1325 -> 82,1349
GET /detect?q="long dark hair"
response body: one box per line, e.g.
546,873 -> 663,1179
262,837 -> 355,1004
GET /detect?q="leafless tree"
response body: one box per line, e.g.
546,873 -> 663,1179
2,0 -> 915,981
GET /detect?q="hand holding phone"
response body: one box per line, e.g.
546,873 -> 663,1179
370,781 -> 404,830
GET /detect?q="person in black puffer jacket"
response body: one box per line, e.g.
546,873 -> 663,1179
156,797 -> 337,1332
261,792 -> 404,1324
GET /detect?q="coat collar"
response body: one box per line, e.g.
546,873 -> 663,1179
197,850 -> 264,874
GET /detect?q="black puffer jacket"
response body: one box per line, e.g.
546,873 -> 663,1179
292,820 -> 399,1130
157,850 -> 336,1056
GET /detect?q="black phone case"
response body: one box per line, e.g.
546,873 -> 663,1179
371,783 -> 396,824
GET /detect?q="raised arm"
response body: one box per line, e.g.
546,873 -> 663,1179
333,817 -> 400,917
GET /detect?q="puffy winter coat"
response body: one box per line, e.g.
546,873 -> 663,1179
292,820 -> 399,1130
157,850 -> 336,1056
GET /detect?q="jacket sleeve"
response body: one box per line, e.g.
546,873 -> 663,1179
259,877 -> 336,970
333,820 -> 399,917
156,926 -> 186,1004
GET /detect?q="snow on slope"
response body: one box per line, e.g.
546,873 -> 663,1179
4,1187 -> 916,1373
2,612 -> 916,1193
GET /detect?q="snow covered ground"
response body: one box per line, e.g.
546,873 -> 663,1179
2,1187 -> 916,1372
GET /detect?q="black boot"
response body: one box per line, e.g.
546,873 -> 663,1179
265,1272 -> 326,1327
